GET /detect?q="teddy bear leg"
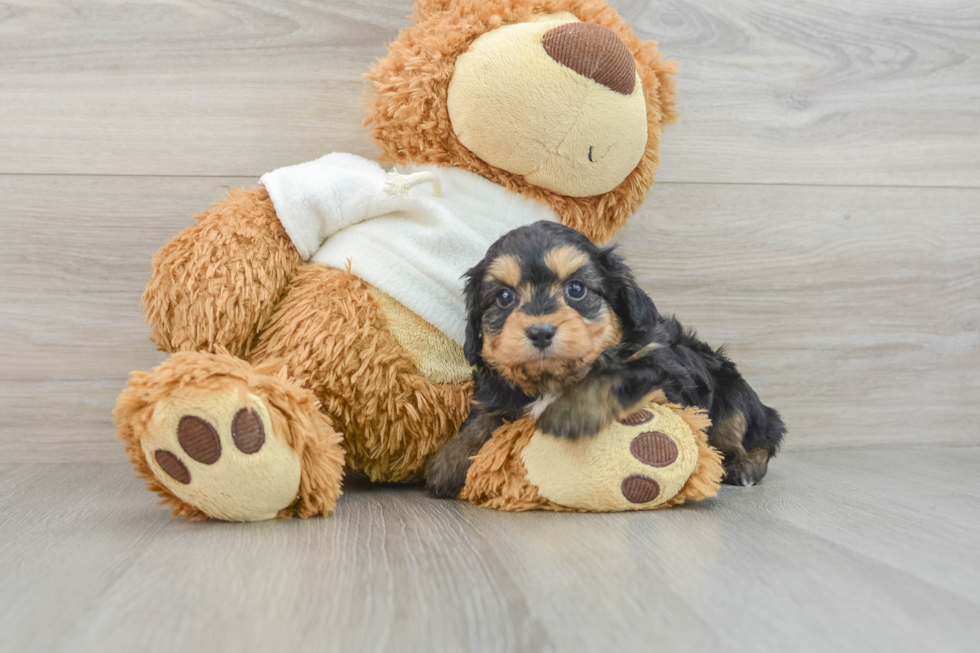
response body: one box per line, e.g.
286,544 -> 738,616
143,185 -> 301,356
115,351 -> 344,521
463,401 -> 724,512
248,264 -> 472,482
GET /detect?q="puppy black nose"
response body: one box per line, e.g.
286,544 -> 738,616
526,323 -> 557,349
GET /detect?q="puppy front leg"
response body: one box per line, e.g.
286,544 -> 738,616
426,406 -> 502,498
537,347 -> 683,439
535,373 -> 617,439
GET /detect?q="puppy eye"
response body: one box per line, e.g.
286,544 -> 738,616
565,280 -> 587,300
496,288 -> 516,308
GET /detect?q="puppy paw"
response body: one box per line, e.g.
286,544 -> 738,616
425,450 -> 470,499
536,400 -> 604,439
722,448 -> 771,486
536,380 -> 611,438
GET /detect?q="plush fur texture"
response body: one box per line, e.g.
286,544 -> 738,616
370,289 -> 472,385
138,385 -> 304,521
446,14 -> 649,196
118,0 -> 683,519
248,264 -> 472,482
460,397 -> 722,511
143,187 -> 300,357
114,351 -> 344,520
365,0 -> 678,243
133,186 -> 473,488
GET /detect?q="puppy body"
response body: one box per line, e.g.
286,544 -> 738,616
426,222 -> 785,498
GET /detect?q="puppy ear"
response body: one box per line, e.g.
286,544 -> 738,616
462,262 -> 486,366
601,247 -> 659,339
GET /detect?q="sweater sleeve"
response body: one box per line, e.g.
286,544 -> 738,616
259,152 -> 392,261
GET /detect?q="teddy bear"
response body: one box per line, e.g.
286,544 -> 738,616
114,0 -> 723,522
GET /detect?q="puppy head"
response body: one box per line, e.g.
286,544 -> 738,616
464,222 -> 657,396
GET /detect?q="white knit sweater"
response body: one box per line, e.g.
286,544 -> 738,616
260,153 -> 558,345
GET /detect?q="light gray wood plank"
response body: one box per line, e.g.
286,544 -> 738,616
1,449 -> 978,653
757,447 -> 980,603
0,464 -> 175,653
0,0 -> 977,186
0,0 -> 391,177
621,0 -> 980,187
0,173 -> 251,383
1,175 -> 978,460
0,174 -> 252,461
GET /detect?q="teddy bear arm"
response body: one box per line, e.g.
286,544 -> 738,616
143,186 -> 301,356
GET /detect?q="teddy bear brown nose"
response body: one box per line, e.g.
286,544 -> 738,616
542,22 -> 636,95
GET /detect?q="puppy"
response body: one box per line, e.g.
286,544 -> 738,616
426,221 -> 785,498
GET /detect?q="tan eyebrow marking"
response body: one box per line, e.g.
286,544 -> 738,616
518,282 -> 540,304
486,254 -> 522,287
544,245 -> 590,279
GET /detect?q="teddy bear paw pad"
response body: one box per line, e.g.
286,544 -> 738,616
618,409 -> 654,426
522,403 -> 701,511
621,474 -> 661,504
141,391 -> 301,521
629,430 -> 678,467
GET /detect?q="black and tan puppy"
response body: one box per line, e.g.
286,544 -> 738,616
426,221 -> 785,498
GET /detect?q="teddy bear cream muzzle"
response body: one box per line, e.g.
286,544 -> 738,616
447,13 -> 648,198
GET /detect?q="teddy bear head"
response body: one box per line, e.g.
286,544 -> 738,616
365,0 -> 677,243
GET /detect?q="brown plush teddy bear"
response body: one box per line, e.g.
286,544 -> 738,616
114,0 -> 722,521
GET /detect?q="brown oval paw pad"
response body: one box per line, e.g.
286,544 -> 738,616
232,408 -> 265,454
177,416 -> 221,464
621,474 -> 660,504
619,409 -> 654,426
154,450 -> 191,484
630,431 -> 678,467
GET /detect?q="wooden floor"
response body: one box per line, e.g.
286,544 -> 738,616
2,447 -> 978,653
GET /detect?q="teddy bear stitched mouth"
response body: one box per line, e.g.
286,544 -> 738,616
587,143 -> 614,163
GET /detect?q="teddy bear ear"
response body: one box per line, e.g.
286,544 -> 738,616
413,0 -> 455,21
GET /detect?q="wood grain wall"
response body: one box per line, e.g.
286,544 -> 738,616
1,0 -> 977,461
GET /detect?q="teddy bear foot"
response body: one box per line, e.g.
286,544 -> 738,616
522,403 -> 707,510
462,401 -> 724,512
140,389 -> 302,521
116,351 -> 345,521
